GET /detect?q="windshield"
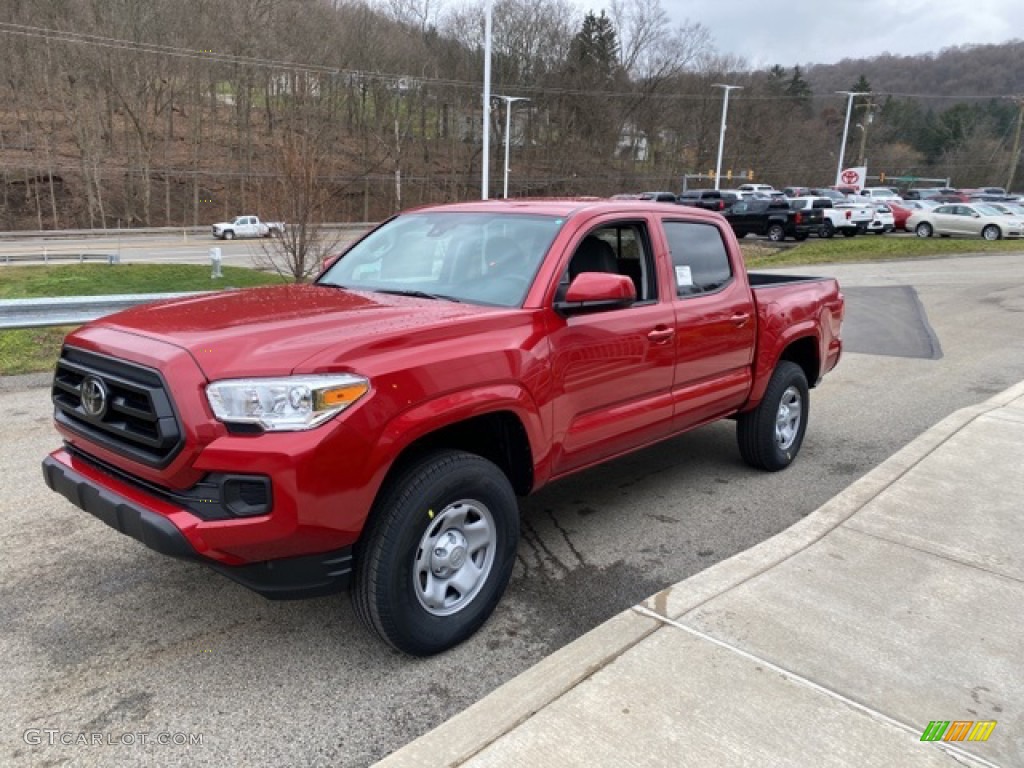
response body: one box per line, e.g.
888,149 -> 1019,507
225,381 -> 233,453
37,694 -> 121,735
318,211 -> 564,307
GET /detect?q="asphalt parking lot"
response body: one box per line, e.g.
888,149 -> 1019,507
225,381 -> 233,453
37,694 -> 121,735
3,252 -> 1024,767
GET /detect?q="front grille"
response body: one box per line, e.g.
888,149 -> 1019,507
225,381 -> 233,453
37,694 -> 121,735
53,347 -> 184,468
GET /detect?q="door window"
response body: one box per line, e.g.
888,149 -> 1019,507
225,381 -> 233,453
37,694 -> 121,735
663,221 -> 733,297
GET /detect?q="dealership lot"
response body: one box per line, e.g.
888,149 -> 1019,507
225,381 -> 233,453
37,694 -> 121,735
3,253 -> 1024,766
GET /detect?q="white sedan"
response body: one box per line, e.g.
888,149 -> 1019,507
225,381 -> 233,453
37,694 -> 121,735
908,203 -> 1024,240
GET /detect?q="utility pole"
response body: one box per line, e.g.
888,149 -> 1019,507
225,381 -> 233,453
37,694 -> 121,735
1007,96 -> 1024,192
856,100 -> 877,167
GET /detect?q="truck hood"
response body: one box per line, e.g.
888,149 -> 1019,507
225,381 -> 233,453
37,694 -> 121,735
90,285 -> 500,380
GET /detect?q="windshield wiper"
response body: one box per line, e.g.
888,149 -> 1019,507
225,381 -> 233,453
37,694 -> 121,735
373,288 -> 462,303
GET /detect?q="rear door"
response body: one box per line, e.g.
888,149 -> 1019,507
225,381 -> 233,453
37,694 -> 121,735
546,218 -> 676,475
658,216 -> 756,431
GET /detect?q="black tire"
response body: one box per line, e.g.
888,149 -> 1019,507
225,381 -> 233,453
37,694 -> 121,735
222,230 -> 235,240
353,450 -> 519,656
819,222 -> 835,239
915,222 -> 932,238
767,224 -> 785,242
841,228 -> 857,237
794,232 -> 809,241
736,361 -> 809,472
982,224 -> 1001,241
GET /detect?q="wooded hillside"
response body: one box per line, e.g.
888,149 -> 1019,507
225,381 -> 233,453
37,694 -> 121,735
1,0 -> 1021,230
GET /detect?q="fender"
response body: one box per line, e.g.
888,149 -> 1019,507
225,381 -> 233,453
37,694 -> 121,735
364,383 -> 550,497
746,321 -> 821,410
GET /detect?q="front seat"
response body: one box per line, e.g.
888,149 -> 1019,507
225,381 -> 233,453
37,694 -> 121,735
555,235 -> 618,301
569,236 -> 617,280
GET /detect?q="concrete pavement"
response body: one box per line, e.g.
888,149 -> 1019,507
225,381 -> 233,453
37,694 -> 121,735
379,381 -> 1024,767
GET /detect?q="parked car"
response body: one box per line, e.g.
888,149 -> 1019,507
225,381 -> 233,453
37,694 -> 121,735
638,191 -> 678,202
866,203 -> 896,234
908,203 -> 1024,240
723,198 -> 823,241
782,187 -> 813,199
737,183 -> 778,196
41,198 -> 844,656
857,187 -> 903,204
211,214 -> 285,240
677,188 -> 741,212
890,200 -> 940,232
902,188 -> 954,201
788,196 -> 873,238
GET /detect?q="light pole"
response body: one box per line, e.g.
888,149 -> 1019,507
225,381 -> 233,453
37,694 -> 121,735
712,84 -> 742,191
495,95 -> 530,198
835,90 -> 869,185
481,0 -> 493,199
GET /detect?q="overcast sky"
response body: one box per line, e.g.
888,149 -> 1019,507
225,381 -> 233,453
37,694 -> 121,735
663,0 -> 1024,68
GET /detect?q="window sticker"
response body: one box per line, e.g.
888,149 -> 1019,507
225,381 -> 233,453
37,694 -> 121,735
675,265 -> 693,287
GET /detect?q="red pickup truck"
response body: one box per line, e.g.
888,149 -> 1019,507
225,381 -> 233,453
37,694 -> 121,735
42,199 -> 843,656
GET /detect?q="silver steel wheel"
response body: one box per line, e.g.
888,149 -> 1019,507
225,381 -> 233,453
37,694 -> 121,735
775,386 -> 803,451
414,500 -> 496,617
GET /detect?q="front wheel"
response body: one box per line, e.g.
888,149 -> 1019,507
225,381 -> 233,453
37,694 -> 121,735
353,450 -> 519,656
767,224 -> 785,242
221,230 -> 235,241
736,361 -> 809,471
982,224 -> 1001,241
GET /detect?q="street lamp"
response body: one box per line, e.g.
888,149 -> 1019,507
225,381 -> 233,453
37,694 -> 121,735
481,0 -> 493,199
835,90 -> 869,185
495,95 -> 530,198
712,84 -> 742,191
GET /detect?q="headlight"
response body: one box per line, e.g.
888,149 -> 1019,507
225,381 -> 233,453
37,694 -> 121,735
206,374 -> 370,431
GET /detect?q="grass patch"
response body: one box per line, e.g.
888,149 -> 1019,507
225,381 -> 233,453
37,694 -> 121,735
0,264 -> 286,375
741,234 -> 1024,267
0,263 -> 285,299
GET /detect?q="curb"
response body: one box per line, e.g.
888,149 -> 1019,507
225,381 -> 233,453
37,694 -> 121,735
375,379 -> 1024,767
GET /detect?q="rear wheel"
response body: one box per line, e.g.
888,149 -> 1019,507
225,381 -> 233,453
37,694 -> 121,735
737,361 -> 809,471
818,222 -> 835,239
353,450 -> 519,656
915,222 -> 933,238
794,232 -> 809,241
841,228 -> 857,237
767,224 -> 785,242
982,224 -> 1001,241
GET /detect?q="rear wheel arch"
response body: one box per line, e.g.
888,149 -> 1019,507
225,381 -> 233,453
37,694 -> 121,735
778,336 -> 820,389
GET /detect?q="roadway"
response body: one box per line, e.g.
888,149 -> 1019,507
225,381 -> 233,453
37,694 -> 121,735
0,229 -> 369,268
2,252 -> 1024,766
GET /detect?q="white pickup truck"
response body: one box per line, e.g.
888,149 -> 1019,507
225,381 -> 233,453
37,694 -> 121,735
211,215 -> 285,240
788,196 -> 873,238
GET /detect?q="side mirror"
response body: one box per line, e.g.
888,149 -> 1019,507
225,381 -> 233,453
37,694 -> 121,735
557,272 -> 636,314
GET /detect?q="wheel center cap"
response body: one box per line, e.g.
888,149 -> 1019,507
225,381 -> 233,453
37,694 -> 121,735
449,546 -> 466,569
432,530 -> 469,575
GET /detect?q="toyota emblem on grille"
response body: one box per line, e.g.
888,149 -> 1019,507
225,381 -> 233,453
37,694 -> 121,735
80,376 -> 108,418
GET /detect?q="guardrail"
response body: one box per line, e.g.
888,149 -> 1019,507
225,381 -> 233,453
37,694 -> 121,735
0,292 -> 207,330
3,252 -> 119,265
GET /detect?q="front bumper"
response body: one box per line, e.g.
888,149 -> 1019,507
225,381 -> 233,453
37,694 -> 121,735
42,454 -> 353,599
